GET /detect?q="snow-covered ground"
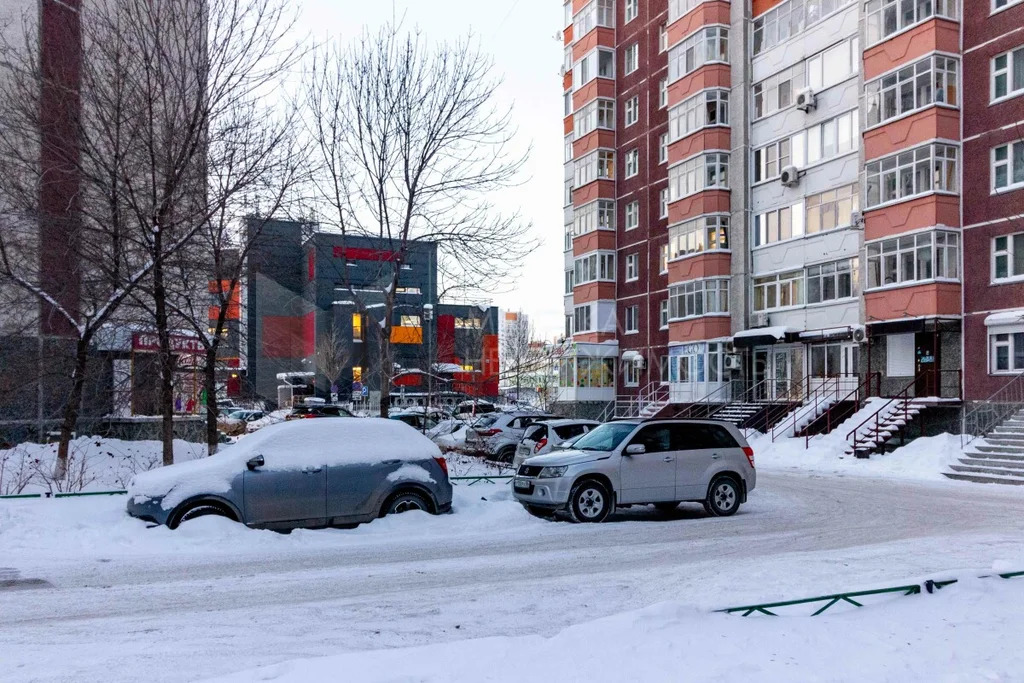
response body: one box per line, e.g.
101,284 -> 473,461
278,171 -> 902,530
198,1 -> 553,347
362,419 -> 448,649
3,464 -> 1024,682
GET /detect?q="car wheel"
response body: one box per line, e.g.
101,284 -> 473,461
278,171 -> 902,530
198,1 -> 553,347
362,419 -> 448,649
496,446 -> 516,464
383,491 -> 432,517
705,476 -> 741,517
523,504 -> 556,519
172,503 -> 235,529
653,502 -> 680,513
568,479 -> 612,523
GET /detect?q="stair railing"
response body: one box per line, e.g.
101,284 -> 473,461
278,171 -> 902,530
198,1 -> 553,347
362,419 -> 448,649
770,376 -> 841,442
674,378 -> 741,419
806,372 -> 880,447
961,370 -> 1024,449
845,370 -> 948,456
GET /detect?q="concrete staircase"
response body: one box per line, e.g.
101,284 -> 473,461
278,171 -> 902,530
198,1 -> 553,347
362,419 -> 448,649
945,410 -> 1024,485
711,403 -> 762,427
843,398 -> 925,458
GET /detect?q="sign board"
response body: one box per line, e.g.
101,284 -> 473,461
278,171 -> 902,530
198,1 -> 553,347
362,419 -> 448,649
132,332 -> 204,355
361,385 -> 369,397
352,381 -> 363,393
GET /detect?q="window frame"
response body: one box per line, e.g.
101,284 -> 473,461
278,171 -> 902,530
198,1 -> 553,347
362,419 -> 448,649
668,152 -> 729,202
669,214 -> 730,260
992,140 -> 1024,194
624,304 -> 639,333
752,269 -> 804,312
625,200 -> 640,230
865,0 -> 959,47
865,142 -> 959,209
667,26 -> 729,84
624,96 -> 639,127
668,278 -> 730,320
865,229 -> 960,290
991,46 -> 1024,102
625,253 -> 640,281
625,0 -> 639,23
625,148 -> 639,178
805,257 -> 858,305
668,88 -> 729,143
864,54 -> 959,130
992,232 -> 1024,282
625,42 -> 640,75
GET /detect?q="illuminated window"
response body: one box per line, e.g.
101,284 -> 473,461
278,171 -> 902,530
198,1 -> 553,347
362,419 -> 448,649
352,313 -> 364,341
352,366 -> 363,382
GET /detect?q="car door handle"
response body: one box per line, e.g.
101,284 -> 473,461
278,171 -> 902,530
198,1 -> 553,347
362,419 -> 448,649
382,459 -> 401,465
711,453 -> 721,460
662,456 -> 674,462
302,467 -> 323,474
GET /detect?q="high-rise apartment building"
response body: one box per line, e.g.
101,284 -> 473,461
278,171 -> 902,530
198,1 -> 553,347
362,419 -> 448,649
555,0 -> 1003,425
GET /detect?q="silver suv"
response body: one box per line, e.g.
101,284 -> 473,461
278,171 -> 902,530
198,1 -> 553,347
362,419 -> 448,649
512,419 -> 755,522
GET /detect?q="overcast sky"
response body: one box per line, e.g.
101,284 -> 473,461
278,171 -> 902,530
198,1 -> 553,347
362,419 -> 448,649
297,0 -> 566,340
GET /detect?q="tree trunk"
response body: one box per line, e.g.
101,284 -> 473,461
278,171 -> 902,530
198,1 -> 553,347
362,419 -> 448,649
55,336 -> 91,479
152,228 -> 175,467
204,347 -> 219,456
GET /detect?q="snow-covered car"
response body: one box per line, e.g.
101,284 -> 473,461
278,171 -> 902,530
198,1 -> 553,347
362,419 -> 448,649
217,410 -> 265,436
127,418 -> 452,531
512,419 -> 600,471
284,404 -> 355,420
464,412 -> 554,462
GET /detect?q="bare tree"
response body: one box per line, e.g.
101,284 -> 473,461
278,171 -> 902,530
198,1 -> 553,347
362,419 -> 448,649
314,319 -> 352,401
500,313 -> 550,407
0,0 -> 302,471
305,23 -> 535,418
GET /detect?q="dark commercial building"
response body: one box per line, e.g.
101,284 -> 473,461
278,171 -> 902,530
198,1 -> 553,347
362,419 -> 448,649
243,219 -> 500,408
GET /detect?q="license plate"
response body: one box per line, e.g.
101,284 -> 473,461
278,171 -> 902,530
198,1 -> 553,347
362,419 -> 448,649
514,478 -> 532,491
517,446 -> 530,456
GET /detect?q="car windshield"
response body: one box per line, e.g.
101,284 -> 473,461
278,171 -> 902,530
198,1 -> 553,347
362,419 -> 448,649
569,422 -> 637,452
227,410 -> 246,418
523,424 -> 546,442
473,415 -> 498,428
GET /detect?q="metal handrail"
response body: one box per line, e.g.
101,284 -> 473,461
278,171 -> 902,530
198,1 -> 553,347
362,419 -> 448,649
806,372 -> 880,447
961,370 -> 1024,448
770,376 -> 841,442
674,379 -> 737,418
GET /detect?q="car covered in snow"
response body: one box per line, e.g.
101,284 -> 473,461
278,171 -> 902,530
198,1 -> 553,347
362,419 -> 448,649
511,419 -> 600,471
512,419 -> 755,522
126,418 -> 452,530
217,409 -> 265,436
464,412 -> 555,462
284,404 -> 355,420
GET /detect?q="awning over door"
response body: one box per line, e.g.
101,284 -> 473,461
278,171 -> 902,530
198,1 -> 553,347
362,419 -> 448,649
732,326 -> 797,348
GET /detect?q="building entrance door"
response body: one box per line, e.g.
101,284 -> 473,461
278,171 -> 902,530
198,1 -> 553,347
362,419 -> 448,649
753,347 -> 791,400
914,332 -> 939,396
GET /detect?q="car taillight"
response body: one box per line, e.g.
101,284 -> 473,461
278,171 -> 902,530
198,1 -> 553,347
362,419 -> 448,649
534,438 -> 547,453
742,446 -> 755,468
434,456 -> 448,476
478,428 -> 501,436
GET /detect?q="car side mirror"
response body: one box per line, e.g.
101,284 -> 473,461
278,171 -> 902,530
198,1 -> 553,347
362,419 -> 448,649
247,455 -> 264,471
625,444 -> 646,455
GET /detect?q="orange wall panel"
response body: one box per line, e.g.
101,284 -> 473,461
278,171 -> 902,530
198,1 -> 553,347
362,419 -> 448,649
563,23 -> 573,46
752,0 -> 785,18
667,127 -> 731,166
667,189 -> 730,225
864,194 -> 960,240
865,282 -> 962,321
564,114 -> 573,136
574,332 -> 617,343
572,78 -> 616,111
667,64 -> 730,109
572,26 -> 615,62
390,326 -> 423,344
572,129 -> 616,158
563,70 -> 572,91
863,108 -> 960,161
668,316 -> 731,343
667,2 -> 731,49
573,281 -> 616,303
572,229 -> 617,256
667,252 -> 732,284
863,19 -> 960,81
572,179 -> 616,205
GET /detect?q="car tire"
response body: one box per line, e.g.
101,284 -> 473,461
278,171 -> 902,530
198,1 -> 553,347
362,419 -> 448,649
568,479 -> 612,523
705,476 -> 741,517
382,491 -> 432,517
496,446 -> 516,464
173,503 -> 235,529
653,502 -> 680,513
523,504 -> 556,519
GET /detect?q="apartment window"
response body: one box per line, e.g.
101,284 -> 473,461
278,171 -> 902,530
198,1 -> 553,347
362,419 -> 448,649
866,143 -> 958,207
565,357 -> 616,388
669,0 -> 709,22
660,355 -> 670,383
573,98 -> 615,139
659,78 -> 668,108
564,135 -> 572,162
866,230 -> 960,288
625,200 -> 639,230
991,332 -> 1024,373
865,55 -> 959,128
866,0 -> 958,46
994,0 -> 1024,9
625,96 -> 639,126
659,134 -> 668,164
625,149 -> 639,177
574,149 -> 615,186
574,251 -> 617,284
753,204 -> 802,246
669,215 -> 729,258
806,258 -> 858,304
564,91 -> 572,117
802,110 -> 858,165
625,0 -> 638,22
753,0 -> 857,55
669,89 -> 729,143
660,244 -> 669,273
455,317 -> 482,329
565,315 -> 573,338
565,46 -> 573,75
574,199 -> 616,235
565,224 -> 572,249
659,188 -> 669,218
573,48 -> 615,89
753,270 -> 803,311
753,62 -> 805,120
625,253 -> 639,281
352,366 -> 363,383
993,141 -> 1024,192
565,269 -> 574,294
625,305 -> 639,333
668,152 -> 729,201
669,278 -> 730,319
667,27 -> 728,83
660,299 -> 669,328
806,37 -> 860,91
574,305 -> 592,333
993,233 -> 1024,281
805,183 -> 859,235
625,43 -> 639,74
352,313 -> 364,341
753,137 -> 790,182
659,23 -> 668,53
573,0 -> 614,37
992,46 -> 1024,101
400,315 -> 421,328
625,362 -> 641,387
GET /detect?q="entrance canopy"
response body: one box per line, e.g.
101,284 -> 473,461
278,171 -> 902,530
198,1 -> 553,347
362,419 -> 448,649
732,326 -> 798,348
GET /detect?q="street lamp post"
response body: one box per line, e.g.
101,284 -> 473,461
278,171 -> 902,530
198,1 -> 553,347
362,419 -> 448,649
422,303 -> 434,433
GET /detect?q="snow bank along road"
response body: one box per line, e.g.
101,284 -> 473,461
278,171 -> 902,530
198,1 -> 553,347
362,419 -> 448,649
2,470 -> 1024,682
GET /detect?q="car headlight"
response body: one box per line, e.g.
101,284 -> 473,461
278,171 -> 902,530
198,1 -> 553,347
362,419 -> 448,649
538,466 -> 567,478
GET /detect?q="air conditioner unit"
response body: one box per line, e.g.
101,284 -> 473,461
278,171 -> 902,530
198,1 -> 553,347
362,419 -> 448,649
752,312 -> 770,328
852,324 -> 867,343
795,87 -> 816,112
850,210 -> 864,228
780,166 -> 801,188
724,354 -> 742,371
632,356 -> 646,370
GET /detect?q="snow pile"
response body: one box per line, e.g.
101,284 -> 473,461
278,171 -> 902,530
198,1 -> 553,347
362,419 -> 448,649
0,437 -> 204,496
386,463 -> 435,484
244,409 -> 289,432
129,418 -> 442,509
206,575 -> 1024,683
434,423 -> 469,452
